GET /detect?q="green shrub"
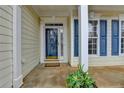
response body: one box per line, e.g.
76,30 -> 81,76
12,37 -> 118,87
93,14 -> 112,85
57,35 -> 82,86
66,65 -> 95,88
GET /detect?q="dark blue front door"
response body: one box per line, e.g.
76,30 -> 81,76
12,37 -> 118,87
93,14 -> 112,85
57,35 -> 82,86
46,28 -> 58,59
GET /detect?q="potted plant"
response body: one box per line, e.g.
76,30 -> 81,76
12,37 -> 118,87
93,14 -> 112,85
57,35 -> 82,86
66,65 -> 96,88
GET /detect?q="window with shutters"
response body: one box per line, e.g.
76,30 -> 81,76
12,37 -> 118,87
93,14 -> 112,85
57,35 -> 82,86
121,21 -> 124,53
88,20 -> 98,54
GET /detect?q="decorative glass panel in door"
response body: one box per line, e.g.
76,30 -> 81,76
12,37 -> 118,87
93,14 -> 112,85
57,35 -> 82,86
45,28 -> 58,59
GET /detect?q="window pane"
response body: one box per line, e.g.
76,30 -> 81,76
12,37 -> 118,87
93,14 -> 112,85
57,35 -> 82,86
74,19 -> 79,57
88,38 -> 92,43
88,50 -> 92,54
121,49 -> 124,53
93,44 -> 97,48
121,32 -> 124,37
88,44 -> 92,49
88,20 -> 98,55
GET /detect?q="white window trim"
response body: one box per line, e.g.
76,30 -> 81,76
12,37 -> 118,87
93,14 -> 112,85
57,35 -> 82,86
119,14 -> 124,56
89,15 -> 122,57
73,17 -> 79,61
88,18 -> 100,57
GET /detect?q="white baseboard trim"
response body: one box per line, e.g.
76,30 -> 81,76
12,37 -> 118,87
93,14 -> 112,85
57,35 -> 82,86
13,75 -> 23,88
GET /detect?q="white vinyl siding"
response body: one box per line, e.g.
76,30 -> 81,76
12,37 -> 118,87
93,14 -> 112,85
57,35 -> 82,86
0,6 -> 13,88
89,56 -> 124,66
21,6 -> 40,77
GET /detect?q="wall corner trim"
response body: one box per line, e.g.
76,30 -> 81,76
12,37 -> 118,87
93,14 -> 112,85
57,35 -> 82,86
13,75 -> 23,88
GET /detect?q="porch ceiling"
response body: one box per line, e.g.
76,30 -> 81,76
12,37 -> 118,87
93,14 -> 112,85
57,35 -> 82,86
89,5 -> 124,13
32,5 -> 78,16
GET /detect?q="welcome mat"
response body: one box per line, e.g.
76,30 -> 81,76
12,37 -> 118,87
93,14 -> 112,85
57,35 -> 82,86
44,63 -> 60,67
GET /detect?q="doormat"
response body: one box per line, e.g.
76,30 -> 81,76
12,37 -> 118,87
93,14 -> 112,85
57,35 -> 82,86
44,63 -> 60,67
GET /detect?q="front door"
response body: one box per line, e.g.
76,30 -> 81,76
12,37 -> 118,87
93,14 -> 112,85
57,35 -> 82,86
45,28 -> 58,59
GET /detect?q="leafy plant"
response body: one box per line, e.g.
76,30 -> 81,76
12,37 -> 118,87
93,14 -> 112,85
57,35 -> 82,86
66,65 -> 95,88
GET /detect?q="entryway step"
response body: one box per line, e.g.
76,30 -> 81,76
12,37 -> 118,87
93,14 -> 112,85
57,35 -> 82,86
44,59 -> 60,61
44,59 -> 60,67
44,63 -> 60,67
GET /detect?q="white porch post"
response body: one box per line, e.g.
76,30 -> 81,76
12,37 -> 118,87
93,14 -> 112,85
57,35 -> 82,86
78,5 -> 88,72
13,5 -> 23,88
40,20 -> 44,64
70,10 -> 74,66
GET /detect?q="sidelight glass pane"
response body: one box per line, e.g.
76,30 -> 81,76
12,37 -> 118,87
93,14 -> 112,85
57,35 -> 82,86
74,19 -> 79,57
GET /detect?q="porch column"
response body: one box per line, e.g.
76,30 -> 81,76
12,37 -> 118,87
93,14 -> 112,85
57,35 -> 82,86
13,5 -> 23,88
78,5 -> 88,72
70,10 -> 74,66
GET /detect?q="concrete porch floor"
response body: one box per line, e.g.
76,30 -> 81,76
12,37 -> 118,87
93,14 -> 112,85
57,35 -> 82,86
89,65 -> 124,88
21,64 -> 77,88
21,64 -> 124,88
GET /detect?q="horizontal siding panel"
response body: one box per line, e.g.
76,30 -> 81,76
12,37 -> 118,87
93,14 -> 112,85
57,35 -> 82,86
0,59 -> 12,73
22,22 -> 39,30
22,44 -> 39,48
0,35 -> 12,43
22,29 -> 39,38
22,33 -> 39,40
0,6 -> 13,15
89,56 -> 124,66
22,58 -> 39,70
0,51 -> 12,61
22,53 -> 40,60
22,7 -> 39,23
0,26 -> 12,36
22,58 -> 40,67
0,66 -> 12,79
0,5 -> 13,88
22,34 -> 39,40
22,49 -> 39,54
22,15 -> 39,27
21,6 -> 40,77
22,22 -> 39,33
0,9 -> 13,22
2,80 -> 12,88
0,17 -> 12,29
22,38 -> 39,42
0,73 -> 12,87
0,44 -> 12,51
22,59 -> 39,77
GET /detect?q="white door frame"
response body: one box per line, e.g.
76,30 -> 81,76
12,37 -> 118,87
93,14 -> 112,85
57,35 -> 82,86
40,17 -> 68,63
44,26 -> 63,60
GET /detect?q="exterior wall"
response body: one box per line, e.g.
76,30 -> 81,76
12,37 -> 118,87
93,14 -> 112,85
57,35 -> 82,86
89,56 -> 124,66
88,10 -> 124,66
0,6 -> 13,87
67,16 -> 71,65
71,7 -> 124,67
68,9 -> 79,67
21,6 -> 40,77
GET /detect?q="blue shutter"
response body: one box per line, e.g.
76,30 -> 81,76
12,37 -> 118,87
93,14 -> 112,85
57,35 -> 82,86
74,19 -> 79,57
112,20 -> 119,55
100,20 -> 107,56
